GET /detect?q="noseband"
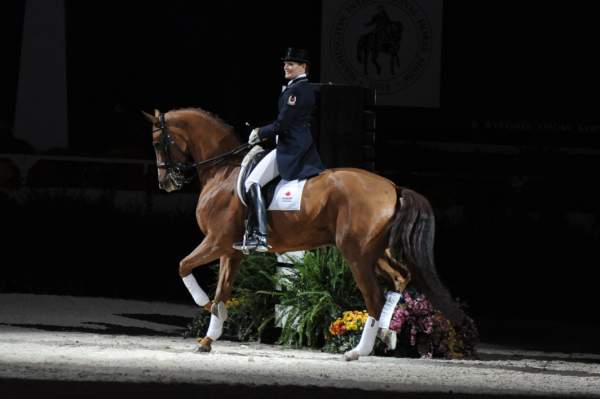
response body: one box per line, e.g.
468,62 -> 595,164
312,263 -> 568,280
153,113 -> 251,187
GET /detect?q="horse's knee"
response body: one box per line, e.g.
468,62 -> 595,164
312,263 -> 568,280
179,260 -> 193,277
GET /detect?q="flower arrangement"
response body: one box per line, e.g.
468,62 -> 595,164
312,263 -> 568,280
383,289 -> 477,359
183,249 -> 478,359
323,310 -> 371,353
323,291 -> 477,359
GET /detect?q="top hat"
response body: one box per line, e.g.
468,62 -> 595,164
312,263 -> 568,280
281,47 -> 311,65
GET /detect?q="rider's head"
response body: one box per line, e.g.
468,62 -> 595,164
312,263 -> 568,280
282,47 -> 310,80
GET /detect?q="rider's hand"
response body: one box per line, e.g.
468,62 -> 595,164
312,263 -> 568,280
248,128 -> 261,145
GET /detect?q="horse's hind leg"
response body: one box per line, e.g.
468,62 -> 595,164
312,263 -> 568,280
337,241 -> 385,360
376,248 -> 410,292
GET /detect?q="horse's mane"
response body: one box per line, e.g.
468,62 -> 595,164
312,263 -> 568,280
169,107 -> 237,137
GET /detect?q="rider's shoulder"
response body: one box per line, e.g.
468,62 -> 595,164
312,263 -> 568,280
292,80 -> 313,93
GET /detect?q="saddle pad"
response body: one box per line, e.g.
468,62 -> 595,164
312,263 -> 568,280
268,179 -> 307,211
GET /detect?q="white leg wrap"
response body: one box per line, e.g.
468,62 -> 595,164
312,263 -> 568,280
206,314 -> 224,341
211,301 -> 228,321
182,274 -> 209,307
345,316 -> 379,359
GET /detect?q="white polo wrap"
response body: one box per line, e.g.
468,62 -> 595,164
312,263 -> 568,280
182,274 -> 209,307
206,314 -> 224,341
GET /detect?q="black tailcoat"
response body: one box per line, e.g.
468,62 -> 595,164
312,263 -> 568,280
258,77 -> 325,181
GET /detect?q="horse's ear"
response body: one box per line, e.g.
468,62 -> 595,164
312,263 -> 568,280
154,109 -> 161,118
141,110 -> 158,125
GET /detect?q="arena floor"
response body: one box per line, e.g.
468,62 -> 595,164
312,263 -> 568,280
1,294 -> 599,398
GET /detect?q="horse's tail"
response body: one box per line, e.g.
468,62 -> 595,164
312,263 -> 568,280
388,187 -> 466,326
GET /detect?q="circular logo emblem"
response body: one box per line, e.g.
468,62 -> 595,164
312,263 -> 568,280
329,0 -> 433,95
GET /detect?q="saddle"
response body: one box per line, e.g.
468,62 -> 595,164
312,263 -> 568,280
235,146 -> 280,208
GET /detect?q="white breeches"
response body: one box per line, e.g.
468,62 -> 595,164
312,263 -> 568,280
245,149 -> 279,191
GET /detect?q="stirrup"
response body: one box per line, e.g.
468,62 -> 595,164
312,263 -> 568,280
232,230 -> 256,255
254,235 -> 271,253
232,241 -> 254,255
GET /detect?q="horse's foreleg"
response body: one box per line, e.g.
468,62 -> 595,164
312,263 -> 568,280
197,255 -> 242,353
214,255 -> 242,305
179,237 -> 224,314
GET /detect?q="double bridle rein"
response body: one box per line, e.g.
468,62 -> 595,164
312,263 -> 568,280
152,113 -> 250,187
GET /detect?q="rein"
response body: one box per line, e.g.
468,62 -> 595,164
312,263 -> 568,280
153,113 -> 249,184
187,142 -> 250,171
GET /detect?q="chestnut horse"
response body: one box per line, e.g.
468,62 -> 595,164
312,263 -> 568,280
144,108 -> 467,359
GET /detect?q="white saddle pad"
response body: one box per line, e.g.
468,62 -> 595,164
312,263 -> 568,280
268,179 -> 307,211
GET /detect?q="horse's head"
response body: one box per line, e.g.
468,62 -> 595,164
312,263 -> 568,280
143,109 -> 192,192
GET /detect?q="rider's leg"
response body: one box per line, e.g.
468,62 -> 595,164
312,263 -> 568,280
233,150 -> 279,251
244,149 -> 279,192
247,182 -> 269,252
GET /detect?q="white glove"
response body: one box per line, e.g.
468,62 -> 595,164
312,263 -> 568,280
248,128 -> 261,145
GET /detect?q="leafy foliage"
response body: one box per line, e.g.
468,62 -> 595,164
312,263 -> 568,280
184,253 -> 279,342
267,247 -> 363,348
183,247 -> 478,360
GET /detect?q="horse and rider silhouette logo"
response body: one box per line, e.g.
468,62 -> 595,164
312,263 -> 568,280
329,0 -> 433,94
357,4 -> 404,76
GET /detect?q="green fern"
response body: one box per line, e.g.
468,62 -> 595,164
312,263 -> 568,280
184,252 -> 278,342
271,247 -> 363,348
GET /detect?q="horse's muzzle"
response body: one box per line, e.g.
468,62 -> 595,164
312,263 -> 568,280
158,174 -> 181,192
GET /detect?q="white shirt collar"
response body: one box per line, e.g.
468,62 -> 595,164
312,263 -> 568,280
288,74 -> 307,86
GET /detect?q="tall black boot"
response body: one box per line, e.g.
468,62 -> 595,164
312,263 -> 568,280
233,189 -> 257,252
232,184 -> 269,252
247,183 -> 269,252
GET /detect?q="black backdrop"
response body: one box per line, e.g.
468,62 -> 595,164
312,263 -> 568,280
3,1 -> 600,349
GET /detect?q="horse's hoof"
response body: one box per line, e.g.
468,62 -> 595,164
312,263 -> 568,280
343,350 -> 360,361
196,344 -> 211,353
196,337 -> 213,353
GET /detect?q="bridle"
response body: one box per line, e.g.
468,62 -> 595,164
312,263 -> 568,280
152,113 -> 250,187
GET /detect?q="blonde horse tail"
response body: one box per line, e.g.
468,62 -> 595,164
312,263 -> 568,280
388,187 -> 466,326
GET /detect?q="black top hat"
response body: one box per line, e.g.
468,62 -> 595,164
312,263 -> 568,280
281,47 -> 311,65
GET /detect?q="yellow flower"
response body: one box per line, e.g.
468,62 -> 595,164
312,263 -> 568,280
226,298 -> 241,308
330,310 -> 371,337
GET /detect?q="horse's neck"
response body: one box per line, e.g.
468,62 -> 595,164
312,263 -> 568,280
199,164 -> 240,201
179,111 -> 242,190
189,122 -> 240,164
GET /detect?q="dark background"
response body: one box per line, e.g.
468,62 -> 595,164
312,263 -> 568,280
2,1 -> 600,350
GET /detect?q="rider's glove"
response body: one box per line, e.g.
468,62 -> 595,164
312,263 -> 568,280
248,128 -> 261,145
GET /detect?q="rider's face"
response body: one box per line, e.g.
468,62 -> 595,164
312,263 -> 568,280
283,62 -> 306,80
